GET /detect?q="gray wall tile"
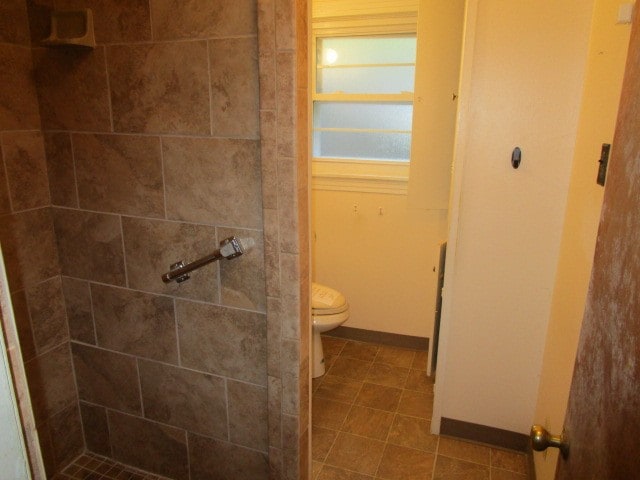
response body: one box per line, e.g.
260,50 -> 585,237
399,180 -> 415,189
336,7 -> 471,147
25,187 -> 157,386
228,379 -> 268,452
44,132 -> 78,208
80,401 -> 111,457
26,276 -> 69,353
61,277 -> 95,344
0,44 -> 40,130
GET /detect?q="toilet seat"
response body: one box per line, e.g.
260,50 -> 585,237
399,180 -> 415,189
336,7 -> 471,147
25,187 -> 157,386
312,283 -> 347,315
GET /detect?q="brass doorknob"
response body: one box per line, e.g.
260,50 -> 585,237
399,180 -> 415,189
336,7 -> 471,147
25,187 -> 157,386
530,425 -> 569,458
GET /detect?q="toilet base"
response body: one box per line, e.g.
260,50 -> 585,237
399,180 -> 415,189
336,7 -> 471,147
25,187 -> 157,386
312,331 -> 326,378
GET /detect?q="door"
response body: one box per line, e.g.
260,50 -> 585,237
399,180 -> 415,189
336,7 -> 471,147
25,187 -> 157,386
555,6 -> 640,478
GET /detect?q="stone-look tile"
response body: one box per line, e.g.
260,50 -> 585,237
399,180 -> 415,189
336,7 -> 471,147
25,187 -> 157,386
377,444 -> 436,480
177,300 -> 267,385
312,426 -> 337,462
209,38 -> 259,138
341,341 -> 379,362
55,0 -> 151,43
53,209 -> 126,286
312,460 -> 323,479
25,343 -> 77,424
275,0 -> 295,50
33,47 -> 111,131
38,425 -> 56,479
318,465 -> 373,480
491,469 -> 528,480
26,276 -> 69,353
311,398 -> 350,431
91,284 -> 177,363
189,433 -> 269,480
355,383 -> 402,412
412,350 -> 429,371
490,449 -> 527,474
266,297 -> 282,377
260,111 -> 277,209
279,253 -> 300,339
276,52 -> 295,158
121,217 -> 219,303
315,375 -> 362,404
405,369 -> 434,393
162,137 -> 262,228
61,277 -> 95,344
138,359 -> 227,440
218,227 -> 266,312
48,403 -> 84,471
0,44 -> 40,130
277,157 -> 298,254
80,402 -> 110,457
438,438 -> 490,465
397,390 -> 433,420
433,456 -> 490,480
44,132 -> 78,208
328,356 -> 371,382
150,0 -> 256,40
0,155 -> 10,215
0,208 -> 59,291
72,343 -> 141,414
375,346 -> 416,369
268,375 -> 282,448
321,336 -> 346,356
324,432 -> 385,477
365,364 -> 410,389
108,411 -> 189,480
228,379 -> 268,451
388,415 -> 438,453
108,42 -> 209,135
2,131 -> 50,211
10,290 -> 37,361
342,405 -> 394,441
0,0 -> 30,44
73,133 -> 164,218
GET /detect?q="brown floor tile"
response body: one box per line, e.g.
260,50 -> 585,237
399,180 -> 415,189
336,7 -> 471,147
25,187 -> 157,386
433,456 -> 489,480
322,336 -> 347,355
328,356 -> 372,381
315,375 -> 363,404
341,405 -> 394,441
375,346 -> 416,368
312,397 -> 352,430
325,353 -> 339,371
313,461 -> 323,479
341,341 -> 379,362
312,426 -> 338,461
365,363 -> 409,389
491,468 -> 528,480
387,414 -> 438,452
354,383 -> 402,412
397,390 -> 433,419
405,369 -> 434,393
324,432 -> 386,476
376,444 -> 435,480
491,449 -> 528,474
313,376 -> 323,394
318,464 -> 374,479
438,437 -> 490,465
412,350 -> 429,371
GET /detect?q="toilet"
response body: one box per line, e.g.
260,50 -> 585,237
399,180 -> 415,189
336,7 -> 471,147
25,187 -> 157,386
312,282 -> 350,378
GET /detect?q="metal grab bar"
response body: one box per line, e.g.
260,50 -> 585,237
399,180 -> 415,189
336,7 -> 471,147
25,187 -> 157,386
161,236 -> 254,284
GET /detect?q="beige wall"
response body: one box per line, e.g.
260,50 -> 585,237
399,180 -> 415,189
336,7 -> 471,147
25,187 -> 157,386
533,1 -> 631,477
435,0 -> 594,434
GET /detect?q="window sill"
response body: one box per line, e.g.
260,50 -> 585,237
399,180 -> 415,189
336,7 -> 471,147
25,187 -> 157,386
312,159 -> 409,195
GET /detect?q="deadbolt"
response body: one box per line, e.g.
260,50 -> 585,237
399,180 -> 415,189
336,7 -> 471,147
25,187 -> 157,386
530,425 -> 569,458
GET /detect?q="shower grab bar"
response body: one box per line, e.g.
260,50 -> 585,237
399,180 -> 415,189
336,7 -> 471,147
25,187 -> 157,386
161,236 -> 254,284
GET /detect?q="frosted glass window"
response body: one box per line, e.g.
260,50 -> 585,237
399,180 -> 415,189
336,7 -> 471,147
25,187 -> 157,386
313,34 -> 416,164
317,36 -> 417,94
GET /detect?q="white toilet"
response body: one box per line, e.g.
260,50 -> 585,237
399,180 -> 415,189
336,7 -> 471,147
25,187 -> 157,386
312,282 -> 350,378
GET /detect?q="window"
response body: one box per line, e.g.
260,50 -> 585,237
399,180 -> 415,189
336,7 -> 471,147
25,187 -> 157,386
312,33 -> 417,193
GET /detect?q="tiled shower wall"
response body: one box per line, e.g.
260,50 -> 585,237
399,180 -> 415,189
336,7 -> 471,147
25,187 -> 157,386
0,0 -> 82,476
1,0 -> 310,477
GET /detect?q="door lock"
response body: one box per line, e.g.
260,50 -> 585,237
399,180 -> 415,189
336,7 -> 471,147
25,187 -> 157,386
530,425 -> 569,458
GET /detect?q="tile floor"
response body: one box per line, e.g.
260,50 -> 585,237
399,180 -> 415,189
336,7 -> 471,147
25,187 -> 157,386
53,453 -> 171,480
312,336 -> 530,480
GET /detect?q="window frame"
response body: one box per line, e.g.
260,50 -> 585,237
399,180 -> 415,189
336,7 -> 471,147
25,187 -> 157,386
311,25 -> 418,195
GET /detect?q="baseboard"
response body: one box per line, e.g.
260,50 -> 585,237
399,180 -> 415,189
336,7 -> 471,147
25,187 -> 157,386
440,417 -> 530,453
323,326 -> 429,351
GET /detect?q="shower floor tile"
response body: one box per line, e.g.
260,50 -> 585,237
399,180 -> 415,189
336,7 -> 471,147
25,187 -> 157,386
313,336 -> 531,480
53,452 -> 171,480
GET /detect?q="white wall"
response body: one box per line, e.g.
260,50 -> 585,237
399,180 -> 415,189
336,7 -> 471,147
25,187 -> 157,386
435,0 -> 594,434
533,1 -> 631,477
